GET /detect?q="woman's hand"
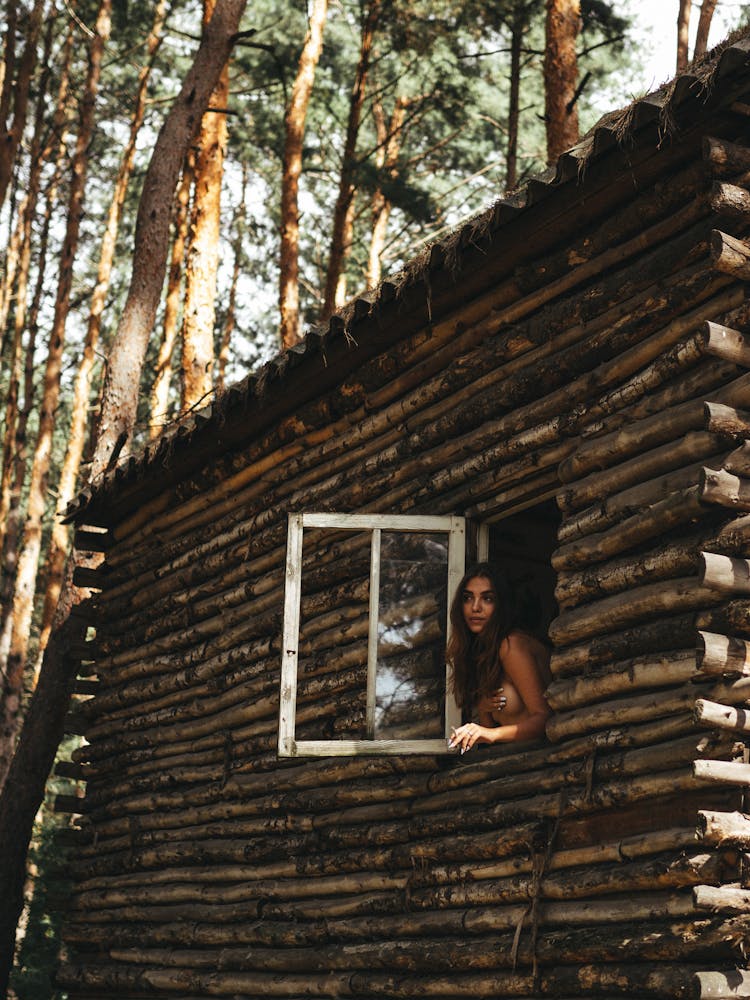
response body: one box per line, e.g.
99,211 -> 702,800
448,722 -> 494,754
476,688 -> 506,715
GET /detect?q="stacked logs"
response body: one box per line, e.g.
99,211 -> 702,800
55,130 -> 750,998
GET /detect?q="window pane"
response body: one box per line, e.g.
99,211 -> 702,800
294,527 -> 370,742
374,532 -> 448,740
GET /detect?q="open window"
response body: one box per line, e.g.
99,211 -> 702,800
278,513 -> 465,756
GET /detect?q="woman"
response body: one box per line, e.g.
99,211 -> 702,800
447,562 -> 551,753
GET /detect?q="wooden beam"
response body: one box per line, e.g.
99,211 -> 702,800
711,230 -> 750,280
703,135 -> 750,175
694,698 -> 750,734
704,321 -> 750,369
697,630 -> 750,676
704,401 -> 750,437
694,758 -> 750,785
710,181 -> 750,218
698,810 -> 750,847
700,551 -> 750,595
725,441 -> 750,476
701,467 -> 750,511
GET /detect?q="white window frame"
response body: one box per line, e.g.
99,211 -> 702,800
278,512 -> 466,757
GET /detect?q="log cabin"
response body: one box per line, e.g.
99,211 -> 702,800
56,31 -> 750,1000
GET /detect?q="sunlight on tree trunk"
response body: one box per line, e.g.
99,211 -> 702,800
0,86 -> 67,676
149,159 -> 193,437
0,0 -> 112,788
181,0 -> 230,413
367,95 -> 407,290
694,0 -> 718,60
93,0 -> 247,475
36,0 -> 167,669
544,0 -> 581,164
676,0 -> 691,72
0,0 -> 44,214
279,0 -> 328,349
218,162 -> 247,388
322,0 -> 380,319
506,9 -> 523,191
0,14 -> 59,558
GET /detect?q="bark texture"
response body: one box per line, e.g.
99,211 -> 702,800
544,0 -> 581,163
279,0 -> 328,348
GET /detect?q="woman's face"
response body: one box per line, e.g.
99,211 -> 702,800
461,575 -> 497,634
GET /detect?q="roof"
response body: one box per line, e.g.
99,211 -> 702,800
66,31 -> 750,528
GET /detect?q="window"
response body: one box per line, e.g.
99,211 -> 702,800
278,513 -> 466,756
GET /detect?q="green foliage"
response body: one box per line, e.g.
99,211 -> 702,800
9,740 -> 79,1000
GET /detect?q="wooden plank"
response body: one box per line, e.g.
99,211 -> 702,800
302,513 -> 459,531
366,528 -> 381,739
278,514 -> 304,756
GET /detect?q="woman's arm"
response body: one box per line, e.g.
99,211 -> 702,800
450,634 -> 550,752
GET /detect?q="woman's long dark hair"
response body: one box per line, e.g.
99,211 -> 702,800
447,562 -> 516,711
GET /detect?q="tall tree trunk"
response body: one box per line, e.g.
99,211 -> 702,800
694,0 -> 718,61
0,28 -> 71,674
676,0 -> 691,72
94,0 -> 247,473
149,159 -> 193,438
321,0 -> 380,318
0,0 -> 112,788
181,0 -> 231,413
0,1 -> 17,197
217,161 -> 247,390
0,9 -> 58,554
36,0 -> 167,669
279,0 -> 328,349
543,0 -> 580,163
0,0 -> 44,214
0,2 -> 249,991
0,197 -> 25,361
506,9 -> 523,191
366,95 -> 406,290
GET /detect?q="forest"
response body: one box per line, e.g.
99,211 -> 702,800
0,0 -> 747,996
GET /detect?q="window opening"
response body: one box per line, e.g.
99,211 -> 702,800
279,513 -> 465,757
481,499 -> 561,644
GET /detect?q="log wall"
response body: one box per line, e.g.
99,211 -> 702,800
57,125 -> 750,996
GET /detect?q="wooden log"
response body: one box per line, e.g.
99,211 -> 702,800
546,650 -> 698,712
710,182 -> 750,218
549,578 -> 717,647
701,552 -> 750,595
555,533 -> 722,610
725,442 -> 750,476
557,429 -> 725,515
695,969 -> 750,1000
712,230 -> 750,280
697,602 -> 750,640
695,884 -> 750,912
705,401 -> 750,437
552,486 -> 706,572
694,759 -> 750,786
698,810 -> 750,848
99,916 -> 750,972
546,685 -> 703,743
702,467 -> 750,511
558,363 -> 750,485
551,612 -> 696,679
557,457 -> 720,546
695,698 -> 750,734
704,135 -> 750,176
704,321 -> 750,369
697,631 -> 750,676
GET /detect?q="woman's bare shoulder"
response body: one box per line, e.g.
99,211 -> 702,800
501,630 -> 547,654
